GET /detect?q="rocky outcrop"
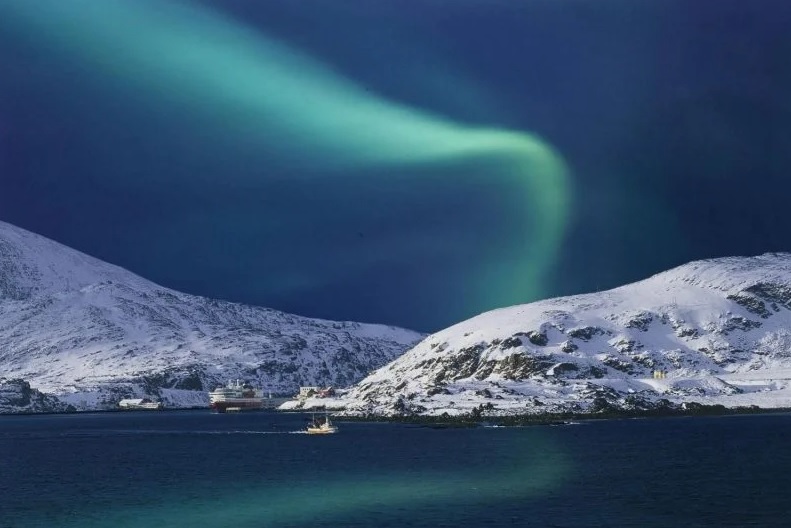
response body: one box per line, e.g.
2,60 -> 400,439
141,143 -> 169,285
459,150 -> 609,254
341,253 -> 791,417
0,378 -> 74,414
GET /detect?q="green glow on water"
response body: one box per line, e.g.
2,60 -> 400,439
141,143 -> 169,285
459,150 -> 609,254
66,434 -> 570,527
0,0 -> 569,312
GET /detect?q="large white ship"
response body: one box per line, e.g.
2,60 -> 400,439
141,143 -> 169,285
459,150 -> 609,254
208,380 -> 265,413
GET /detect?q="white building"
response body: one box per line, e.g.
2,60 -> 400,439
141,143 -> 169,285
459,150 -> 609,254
118,398 -> 163,410
298,387 -> 319,399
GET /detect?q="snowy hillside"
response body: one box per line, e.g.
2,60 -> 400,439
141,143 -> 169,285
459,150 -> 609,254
0,221 -> 422,412
341,253 -> 791,417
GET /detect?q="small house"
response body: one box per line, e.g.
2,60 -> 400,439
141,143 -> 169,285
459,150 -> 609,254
298,386 -> 319,399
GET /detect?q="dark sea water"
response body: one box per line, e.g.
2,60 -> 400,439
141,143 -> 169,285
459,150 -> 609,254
2,411 -> 790,528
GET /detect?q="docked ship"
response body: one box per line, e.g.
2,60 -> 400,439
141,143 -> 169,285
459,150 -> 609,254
209,379 -> 265,413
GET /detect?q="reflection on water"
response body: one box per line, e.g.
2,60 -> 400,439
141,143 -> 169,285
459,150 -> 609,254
90,435 -> 567,527
5,411 -> 791,527
2,412 -> 569,528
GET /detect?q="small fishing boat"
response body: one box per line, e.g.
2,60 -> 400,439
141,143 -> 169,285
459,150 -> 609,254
306,413 -> 338,435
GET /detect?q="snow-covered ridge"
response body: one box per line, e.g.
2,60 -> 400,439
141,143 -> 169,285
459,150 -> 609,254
0,220 -> 423,412
342,253 -> 791,417
0,220 -> 150,299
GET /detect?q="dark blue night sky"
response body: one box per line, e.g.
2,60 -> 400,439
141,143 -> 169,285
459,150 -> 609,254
2,0 -> 791,331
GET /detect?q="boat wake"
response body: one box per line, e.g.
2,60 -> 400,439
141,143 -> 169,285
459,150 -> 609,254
5,429 -> 312,439
137,429 -> 309,435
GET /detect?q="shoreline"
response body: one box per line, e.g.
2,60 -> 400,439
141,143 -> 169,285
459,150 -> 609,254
4,402 -> 791,425
335,403 -> 791,428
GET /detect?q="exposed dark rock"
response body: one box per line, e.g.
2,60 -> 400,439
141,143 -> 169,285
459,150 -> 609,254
173,370 -> 204,391
585,366 -> 608,379
474,360 -> 498,380
675,326 -> 699,338
630,354 -> 656,370
427,386 -> 450,396
727,293 -> 771,318
612,339 -> 642,354
447,344 -> 485,380
470,402 -> 495,419
392,397 -> 426,415
499,336 -> 523,350
720,316 -> 762,334
622,393 -> 657,411
414,358 -> 438,370
493,353 -> 555,380
697,346 -> 738,366
0,378 -> 74,414
428,342 -> 449,352
744,283 -> 791,309
625,312 -> 654,332
600,356 -> 635,374
567,326 -> 605,341
525,331 -> 548,346
549,362 -> 579,377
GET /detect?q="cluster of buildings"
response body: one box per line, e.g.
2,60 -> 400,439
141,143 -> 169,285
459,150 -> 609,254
115,384 -> 337,411
297,386 -> 335,400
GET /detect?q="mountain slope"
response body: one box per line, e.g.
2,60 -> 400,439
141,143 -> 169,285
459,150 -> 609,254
0,378 -> 75,414
0,221 -> 422,411
343,253 -> 791,416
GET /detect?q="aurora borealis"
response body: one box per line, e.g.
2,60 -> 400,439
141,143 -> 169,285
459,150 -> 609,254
2,0 -> 791,331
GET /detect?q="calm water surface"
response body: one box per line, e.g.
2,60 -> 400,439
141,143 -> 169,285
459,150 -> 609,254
1,411 -> 790,527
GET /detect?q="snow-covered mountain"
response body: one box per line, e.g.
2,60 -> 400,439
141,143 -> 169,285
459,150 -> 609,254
0,221 -> 422,412
341,253 -> 791,417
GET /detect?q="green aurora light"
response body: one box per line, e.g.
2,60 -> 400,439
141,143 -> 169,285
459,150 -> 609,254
0,0 -> 570,313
